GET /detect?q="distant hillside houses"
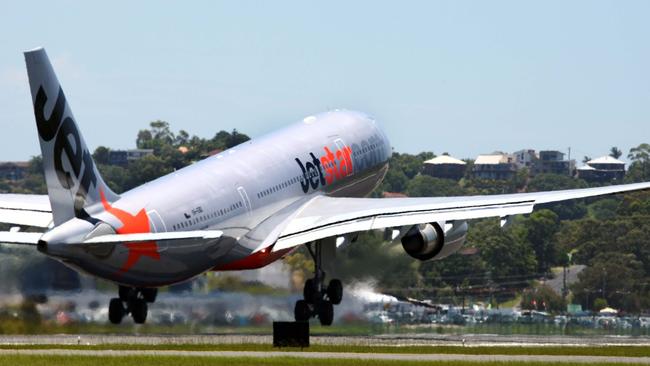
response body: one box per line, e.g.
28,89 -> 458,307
422,155 -> 467,180
472,153 -> 518,180
422,149 -> 625,182
577,156 -> 625,182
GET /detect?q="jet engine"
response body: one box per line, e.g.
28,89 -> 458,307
399,220 -> 469,261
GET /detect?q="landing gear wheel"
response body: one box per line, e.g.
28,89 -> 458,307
130,299 -> 148,324
327,279 -> 343,305
300,241 -> 344,326
141,288 -> 157,303
318,300 -> 334,326
108,298 -> 124,324
294,299 -> 311,322
303,278 -> 317,304
118,286 -> 132,302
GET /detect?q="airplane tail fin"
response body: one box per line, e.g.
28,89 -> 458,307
24,47 -> 119,226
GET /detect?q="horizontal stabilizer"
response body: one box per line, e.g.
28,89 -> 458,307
0,231 -> 43,245
0,209 -> 52,228
83,230 -> 223,244
0,194 -> 52,228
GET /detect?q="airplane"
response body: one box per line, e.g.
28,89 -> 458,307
1,47 -> 648,325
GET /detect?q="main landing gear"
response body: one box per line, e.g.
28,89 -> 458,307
108,286 -> 158,324
294,241 -> 343,326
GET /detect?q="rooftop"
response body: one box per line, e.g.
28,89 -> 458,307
587,156 -> 625,165
423,155 -> 467,165
474,154 -> 511,165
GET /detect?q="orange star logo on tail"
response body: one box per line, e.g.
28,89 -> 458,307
99,190 -> 160,273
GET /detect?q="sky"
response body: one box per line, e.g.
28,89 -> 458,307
1,1 -> 649,162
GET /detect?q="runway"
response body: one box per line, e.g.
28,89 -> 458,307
0,333 -> 648,347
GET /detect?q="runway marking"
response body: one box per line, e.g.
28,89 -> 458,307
0,349 -> 649,363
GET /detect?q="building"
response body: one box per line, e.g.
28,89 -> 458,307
108,149 -> 154,166
577,156 -> 625,182
513,149 -> 538,169
472,153 -> 517,180
533,150 -> 575,176
0,161 -> 29,180
422,155 -> 467,180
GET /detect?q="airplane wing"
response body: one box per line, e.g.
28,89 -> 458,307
0,194 -> 52,228
270,181 -> 650,252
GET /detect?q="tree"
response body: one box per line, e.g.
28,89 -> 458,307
97,164 -> 129,193
136,129 -> 153,149
174,130 -> 190,146
467,219 -> 537,284
628,143 -> 650,181
528,173 -> 588,192
521,285 -> 566,313
587,198 -> 620,221
406,175 -> 464,197
379,168 -> 409,193
527,174 -> 588,220
571,252 -> 645,312
227,129 -> 250,148
521,209 -> 560,274
126,155 -> 173,188
93,146 -> 110,165
136,120 -> 176,154
609,146 -> 622,159
149,120 -> 175,144
332,232 -> 421,297
211,129 -> 251,150
27,156 -> 43,175
389,152 -> 427,179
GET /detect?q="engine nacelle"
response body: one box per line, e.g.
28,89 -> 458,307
400,220 -> 468,261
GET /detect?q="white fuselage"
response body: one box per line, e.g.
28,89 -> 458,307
42,110 -> 392,286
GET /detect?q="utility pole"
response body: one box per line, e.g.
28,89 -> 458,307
602,268 -> 607,300
567,146 -> 573,177
562,265 -> 567,301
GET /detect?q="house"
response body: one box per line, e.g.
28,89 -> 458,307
577,156 -> 625,182
533,150 -> 575,176
513,149 -> 537,169
472,153 -> 517,180
422,155 -> 467,180
0,161 -> 29,180
108,149 -> 154,166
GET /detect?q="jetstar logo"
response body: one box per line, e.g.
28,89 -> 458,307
99,190 -> 160,273
295,145 -> 353,193
34,86 -> 98,219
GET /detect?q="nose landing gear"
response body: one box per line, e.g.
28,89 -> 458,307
108,286 -> 158,324
294,241 -> 343,326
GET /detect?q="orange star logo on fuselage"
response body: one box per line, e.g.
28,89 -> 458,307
99,190 -> 160,273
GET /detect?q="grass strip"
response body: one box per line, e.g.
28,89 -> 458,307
0,344 -> 648,357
